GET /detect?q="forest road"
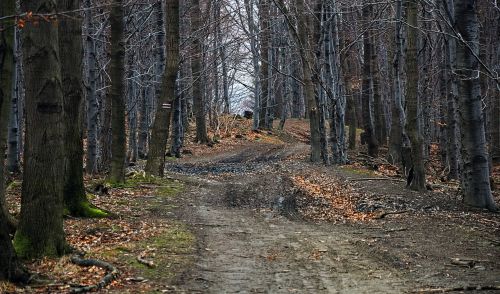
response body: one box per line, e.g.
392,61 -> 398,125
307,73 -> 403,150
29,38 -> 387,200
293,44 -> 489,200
164,142 -> 409,293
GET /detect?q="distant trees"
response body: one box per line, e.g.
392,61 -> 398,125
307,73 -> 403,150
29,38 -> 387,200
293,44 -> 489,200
0,0 -> 499,283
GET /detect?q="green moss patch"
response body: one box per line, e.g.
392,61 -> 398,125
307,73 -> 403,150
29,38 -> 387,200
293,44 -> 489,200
133,225 -> 195,281
13,233 -> 32,258
108,173 -> 182,189
100,224 -> 195,284
6,180 -> 21,191
79,201 -> 109,218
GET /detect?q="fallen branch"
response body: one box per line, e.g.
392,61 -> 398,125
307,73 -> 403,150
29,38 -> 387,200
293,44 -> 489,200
70,254 -> 119,293
374,210 -> 409,219
413,285 -> 500,293
348,177 -> 405,182
450,258 -> 475,268
137,256 -> 155,268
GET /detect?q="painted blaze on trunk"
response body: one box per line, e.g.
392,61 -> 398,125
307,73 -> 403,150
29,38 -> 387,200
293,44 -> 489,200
146,0 -> 180,176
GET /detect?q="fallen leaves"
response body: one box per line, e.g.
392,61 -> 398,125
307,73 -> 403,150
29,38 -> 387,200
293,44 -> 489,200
291,174 -> 375,222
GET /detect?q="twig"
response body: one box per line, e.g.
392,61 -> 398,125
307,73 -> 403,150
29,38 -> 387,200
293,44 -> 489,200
450,258 -> 475,268
384,227 -> 408,233
374,210 -> 409,219
137,256 -> 155,268
70,254 -> 119,293
348,177 -> 405,182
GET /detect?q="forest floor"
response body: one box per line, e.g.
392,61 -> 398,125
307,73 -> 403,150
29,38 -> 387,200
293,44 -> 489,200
2,118 -> 500,293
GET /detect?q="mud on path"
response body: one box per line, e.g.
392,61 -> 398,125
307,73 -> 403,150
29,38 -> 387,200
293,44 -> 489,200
164,142 -> 500,293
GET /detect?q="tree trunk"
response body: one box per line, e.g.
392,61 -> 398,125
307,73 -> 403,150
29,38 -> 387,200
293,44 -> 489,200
405,0 -> 426,191
170,89 -> 183,158
145,0 -> 180,176
372,40 -> 386,146
6,26 -> 20,174
361,3 -> 379,157
490,16 -> 500,164
444,1 -> 460,179
0,0 -> 18,233
191,0 -> 208,143
59,0 -> 105,217
109,0 -> 127,183
455,0 -> 497,210
289,0 -> 322,162
0,8 -> 26,272
14,0 -> 67,258
137,85 -> 150,159
84,0 -> 99,174
126,53 -> 138,164
387,0 -> 405,164
244,0 -> 261,130
259,0 -> 270,130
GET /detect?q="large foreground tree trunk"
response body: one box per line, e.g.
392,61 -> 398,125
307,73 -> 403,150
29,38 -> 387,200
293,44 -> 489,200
14,0 -> 67,258
146,0 -> 180,176
455,0 -> 497,210
109,0 -> 127,183
0,0 -> 18,232
0,0 -> 28,282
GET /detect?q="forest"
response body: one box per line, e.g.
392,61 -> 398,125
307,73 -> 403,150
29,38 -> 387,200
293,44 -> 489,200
0,0 -> 499,292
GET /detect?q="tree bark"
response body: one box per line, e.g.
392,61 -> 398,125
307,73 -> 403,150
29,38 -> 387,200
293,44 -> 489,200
126,53 -> 138,164
109,0 -> 127,183
292,0 -> 322,162
191,0 -> 208,143
84,0 -> 99,174
0,0 -> 18,233
15,0 -> 67,258
0,3 -> 26,276
444,0 -> 460,179
387,0 -> 405,164
490,16 -> 500,164
405,0 -> 426,191
59,0 -> 105,217
244,0 -> 261,130
361,3 -> 379,157
259,0 -> 270,130
145,0 -> 180,176
6,25 -> 20,174
455,0 -> 497,210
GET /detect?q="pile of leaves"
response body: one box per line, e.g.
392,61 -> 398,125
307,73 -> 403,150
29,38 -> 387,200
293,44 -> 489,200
291,173 -> 375,222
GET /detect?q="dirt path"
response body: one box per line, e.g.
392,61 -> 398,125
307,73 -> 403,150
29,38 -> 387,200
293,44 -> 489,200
165,143 -> 406,293
164,142 -> 500,293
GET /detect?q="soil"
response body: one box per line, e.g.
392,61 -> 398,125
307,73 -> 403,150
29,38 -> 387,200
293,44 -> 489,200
160,139 -> 500,293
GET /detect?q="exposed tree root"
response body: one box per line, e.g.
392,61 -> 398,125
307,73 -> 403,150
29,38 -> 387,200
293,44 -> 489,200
137,255 -> 155,268
374,210 -> 409,219
69,254 -> 119,293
